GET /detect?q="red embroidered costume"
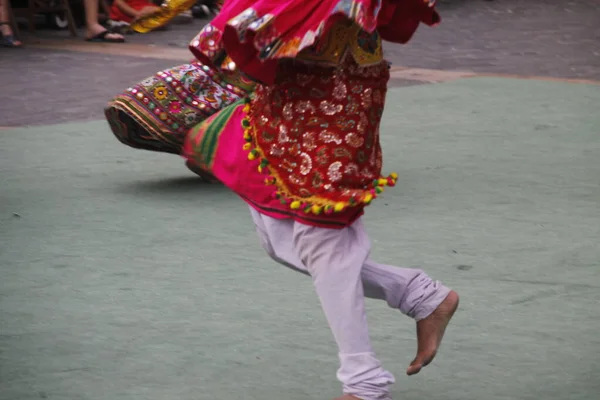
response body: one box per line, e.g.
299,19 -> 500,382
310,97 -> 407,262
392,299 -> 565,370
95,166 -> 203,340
183,0 -> 441,228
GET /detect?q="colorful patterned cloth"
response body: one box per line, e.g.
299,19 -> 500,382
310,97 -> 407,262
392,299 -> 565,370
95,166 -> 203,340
105,60 -> 254,155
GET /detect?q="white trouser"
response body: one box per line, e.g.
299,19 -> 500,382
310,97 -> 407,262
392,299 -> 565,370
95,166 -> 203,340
249,207 -> 450,400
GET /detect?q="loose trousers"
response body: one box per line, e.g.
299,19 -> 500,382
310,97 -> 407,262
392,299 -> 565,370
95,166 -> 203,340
249,207 -> 450,400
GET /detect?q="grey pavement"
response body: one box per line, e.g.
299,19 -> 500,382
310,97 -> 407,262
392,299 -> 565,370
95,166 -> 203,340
0,50 -> 177,127
1,78 -> 600,400
387,0 -> 600,79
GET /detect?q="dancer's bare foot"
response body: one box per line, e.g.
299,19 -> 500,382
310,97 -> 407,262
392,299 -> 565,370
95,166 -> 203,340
406,290 -> 459,376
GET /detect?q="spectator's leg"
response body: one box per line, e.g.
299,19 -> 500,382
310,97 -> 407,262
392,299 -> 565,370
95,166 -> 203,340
0,0 -> 22,47
83,0 -> 125,42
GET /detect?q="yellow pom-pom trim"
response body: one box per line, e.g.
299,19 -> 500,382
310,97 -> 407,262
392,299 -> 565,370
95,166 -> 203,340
242,111 -> 398,215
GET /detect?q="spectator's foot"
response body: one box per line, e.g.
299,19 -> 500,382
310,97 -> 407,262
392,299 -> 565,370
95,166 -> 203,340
85,24 -> 125,42
0,22 -> 22,47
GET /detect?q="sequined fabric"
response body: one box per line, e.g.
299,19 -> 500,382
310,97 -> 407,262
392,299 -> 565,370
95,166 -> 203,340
105,61 -> 254,154
247,57 -> 391,208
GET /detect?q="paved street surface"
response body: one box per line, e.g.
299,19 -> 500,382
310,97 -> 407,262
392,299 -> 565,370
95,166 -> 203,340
1,1 -> 600,400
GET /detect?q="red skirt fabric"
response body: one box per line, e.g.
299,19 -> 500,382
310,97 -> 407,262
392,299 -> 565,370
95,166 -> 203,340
247,58 -> 396,213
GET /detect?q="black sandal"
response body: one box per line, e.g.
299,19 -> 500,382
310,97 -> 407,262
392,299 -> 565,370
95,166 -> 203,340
0,22 -> 22,48
85,29 -> 126,43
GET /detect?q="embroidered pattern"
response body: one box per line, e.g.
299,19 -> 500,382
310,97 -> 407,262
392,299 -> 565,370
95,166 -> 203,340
106,61 -> 254,154
240,59 -> 397,215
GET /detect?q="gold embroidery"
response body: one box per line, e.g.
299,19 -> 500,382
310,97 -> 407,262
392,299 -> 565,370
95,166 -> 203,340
296,21 -> 383,66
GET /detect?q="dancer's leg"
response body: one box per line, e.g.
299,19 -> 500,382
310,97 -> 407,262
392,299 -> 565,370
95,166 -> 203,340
292,216 -> 394,400
249,207 -> 450,319
249,207 -> 459,379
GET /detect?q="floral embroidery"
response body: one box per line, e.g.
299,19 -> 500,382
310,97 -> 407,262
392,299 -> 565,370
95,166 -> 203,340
168,101 -> 182,114
153,86 -> 169,100
107,61 -> 254,155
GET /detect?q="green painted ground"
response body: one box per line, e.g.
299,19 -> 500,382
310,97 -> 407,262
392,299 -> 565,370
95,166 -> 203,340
1,78 -> 599,400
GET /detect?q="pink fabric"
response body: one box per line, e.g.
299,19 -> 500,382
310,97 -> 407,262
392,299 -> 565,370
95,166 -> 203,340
190,0 -> 441,84
183,104 -> 364,228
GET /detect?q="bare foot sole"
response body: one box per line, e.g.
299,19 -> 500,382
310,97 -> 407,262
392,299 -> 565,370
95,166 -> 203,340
406,290 -> 459,376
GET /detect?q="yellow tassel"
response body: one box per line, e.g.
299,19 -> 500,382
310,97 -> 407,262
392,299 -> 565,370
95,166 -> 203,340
243,143 -> 252,150
377,178 -> 388,186
363,193 -> 373,203
243,105 -> 251,113
311,205 -> 323,214
248,152 -> 256,161
390,172 -> 398,180
334,202 -> 345,212
290,201 -> 301,209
